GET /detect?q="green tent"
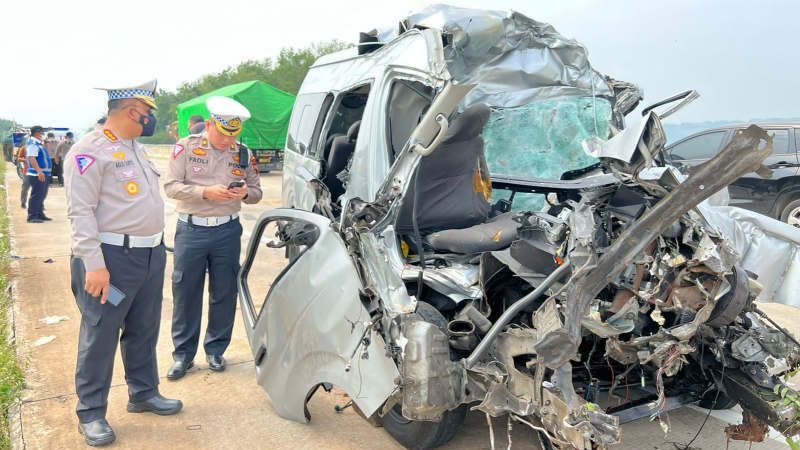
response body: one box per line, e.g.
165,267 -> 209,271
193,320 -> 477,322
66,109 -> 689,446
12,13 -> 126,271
176,80 -> 295,150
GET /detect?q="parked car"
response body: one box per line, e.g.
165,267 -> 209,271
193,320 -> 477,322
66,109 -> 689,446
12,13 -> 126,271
665,124 -> 800,226
237,6 -> 800,450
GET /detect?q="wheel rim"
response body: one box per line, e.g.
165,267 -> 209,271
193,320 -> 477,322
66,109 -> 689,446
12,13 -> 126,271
788,205 -> 800,228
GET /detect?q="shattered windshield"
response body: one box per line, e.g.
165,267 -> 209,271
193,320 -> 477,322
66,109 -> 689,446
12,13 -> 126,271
483,96 -> 612,209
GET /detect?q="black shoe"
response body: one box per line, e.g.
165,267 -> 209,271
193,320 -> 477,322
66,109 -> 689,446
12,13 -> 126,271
78,419 -> 115,447
27,218 -> 43,223
207,354 -> 226,372
127,394 -> 183,415
41,215 -> 52,221
20,203 -> 25,209
166,360 -> 193,380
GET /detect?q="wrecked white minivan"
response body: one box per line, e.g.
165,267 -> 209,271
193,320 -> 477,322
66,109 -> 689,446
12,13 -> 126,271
237,5 -> 800,449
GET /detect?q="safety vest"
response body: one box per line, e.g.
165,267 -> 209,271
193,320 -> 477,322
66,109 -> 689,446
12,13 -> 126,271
26,138 -> 52,176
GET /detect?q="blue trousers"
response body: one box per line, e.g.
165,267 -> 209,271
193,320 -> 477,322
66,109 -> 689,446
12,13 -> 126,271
71,243 -> 166,422
171,218 -> 242,362
27,175 -> 49,220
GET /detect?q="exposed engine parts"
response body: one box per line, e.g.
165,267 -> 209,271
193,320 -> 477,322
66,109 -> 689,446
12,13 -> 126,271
378,124 -> 800,449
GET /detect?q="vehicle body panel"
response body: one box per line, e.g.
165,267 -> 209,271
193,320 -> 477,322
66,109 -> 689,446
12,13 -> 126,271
237,208 -> 399,422
282,29 -> 447,212
240,5 -> 800,449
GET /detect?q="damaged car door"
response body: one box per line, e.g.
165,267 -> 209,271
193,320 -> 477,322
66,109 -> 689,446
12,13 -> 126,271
237,208 -> 399,422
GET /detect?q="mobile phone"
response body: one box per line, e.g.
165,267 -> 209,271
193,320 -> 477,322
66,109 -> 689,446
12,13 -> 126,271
107,284 -> 126,306
228,180 -> 245,189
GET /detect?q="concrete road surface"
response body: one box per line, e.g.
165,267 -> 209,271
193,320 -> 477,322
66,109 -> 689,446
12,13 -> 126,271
5,149 -> 794,449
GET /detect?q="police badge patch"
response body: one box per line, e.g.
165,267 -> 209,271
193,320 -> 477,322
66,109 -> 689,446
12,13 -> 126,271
125,181 -> 140,196
74,154 -> 96,175
172,144 -> 185,159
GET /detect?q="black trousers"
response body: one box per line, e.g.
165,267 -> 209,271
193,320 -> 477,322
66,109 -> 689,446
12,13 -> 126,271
27,175 -> 49,220
171,218 -> 241,362
51,162 -> 63,184
71,243 -> 166,422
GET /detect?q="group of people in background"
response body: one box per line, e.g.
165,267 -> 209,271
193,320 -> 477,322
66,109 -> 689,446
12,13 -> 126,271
18,127 -> 74,222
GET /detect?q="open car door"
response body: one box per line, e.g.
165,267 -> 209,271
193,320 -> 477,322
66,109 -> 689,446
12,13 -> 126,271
237,208 -> 399,422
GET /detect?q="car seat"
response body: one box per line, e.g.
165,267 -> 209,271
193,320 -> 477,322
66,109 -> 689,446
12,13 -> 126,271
323,121 -> 360,202
396,104 -> 519,254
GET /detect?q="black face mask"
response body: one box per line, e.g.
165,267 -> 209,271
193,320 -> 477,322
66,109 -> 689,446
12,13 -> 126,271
135,110 -> 158,137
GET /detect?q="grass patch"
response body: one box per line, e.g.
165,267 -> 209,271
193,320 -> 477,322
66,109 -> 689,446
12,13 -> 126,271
0,162 -> 25,449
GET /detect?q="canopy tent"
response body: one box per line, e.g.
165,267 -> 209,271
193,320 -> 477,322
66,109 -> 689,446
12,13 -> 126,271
176,80 -> 296,150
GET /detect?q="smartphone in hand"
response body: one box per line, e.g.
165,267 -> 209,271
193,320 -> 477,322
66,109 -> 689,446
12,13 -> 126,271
228,180 -> 245,189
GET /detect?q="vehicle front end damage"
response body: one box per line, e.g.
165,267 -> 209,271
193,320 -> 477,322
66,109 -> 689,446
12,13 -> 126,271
238,5 -> 800,450
350,114 -> 800,449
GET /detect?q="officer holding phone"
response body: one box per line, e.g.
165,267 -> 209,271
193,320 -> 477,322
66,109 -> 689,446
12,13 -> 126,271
164,96 -> 262,379
65,80 -> 182,447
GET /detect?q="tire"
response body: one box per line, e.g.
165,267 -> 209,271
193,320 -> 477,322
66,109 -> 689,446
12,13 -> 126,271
380,301 -> 468,450
698,389 -> 739,410
779,198 -> 800,228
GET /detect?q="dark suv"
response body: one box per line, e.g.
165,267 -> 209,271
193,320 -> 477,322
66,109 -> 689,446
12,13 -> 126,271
665,124 -> 800,226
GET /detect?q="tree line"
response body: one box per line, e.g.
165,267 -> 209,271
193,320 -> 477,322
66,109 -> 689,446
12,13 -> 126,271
1,40 -> 349,145
141,40 -> 350,144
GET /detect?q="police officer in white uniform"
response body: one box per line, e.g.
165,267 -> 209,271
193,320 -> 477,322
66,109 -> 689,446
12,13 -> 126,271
164,96 -> 262,379
65,80 -> 182,446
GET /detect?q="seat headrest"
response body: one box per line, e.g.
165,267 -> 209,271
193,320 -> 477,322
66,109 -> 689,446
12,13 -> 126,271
347,121 -> 361,141
325,133 -> 343,148
443,103 -> 491,144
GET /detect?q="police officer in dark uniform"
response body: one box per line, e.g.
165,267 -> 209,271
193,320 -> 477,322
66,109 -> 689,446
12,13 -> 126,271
65,80 -> 182,446
164,96 -> 262,379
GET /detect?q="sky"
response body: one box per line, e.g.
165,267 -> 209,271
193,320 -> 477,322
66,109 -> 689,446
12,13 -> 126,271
0,0 -> 797,132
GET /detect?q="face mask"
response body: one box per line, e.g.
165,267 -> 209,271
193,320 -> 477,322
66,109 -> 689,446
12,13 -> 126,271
135,110 -> 158,137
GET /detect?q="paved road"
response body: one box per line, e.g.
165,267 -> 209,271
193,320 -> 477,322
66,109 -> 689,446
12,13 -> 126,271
6,152 -> 792,449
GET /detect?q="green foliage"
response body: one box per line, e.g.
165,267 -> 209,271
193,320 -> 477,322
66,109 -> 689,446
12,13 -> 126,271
142,40 -> 350,144
0,120 -> 16,144
0,119 -> 12,133
0,162 -> 25,449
